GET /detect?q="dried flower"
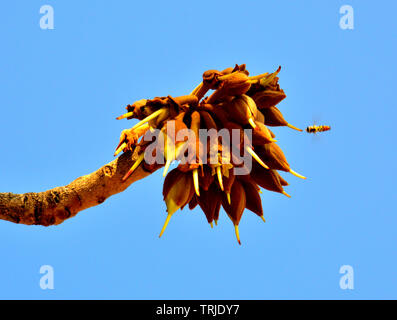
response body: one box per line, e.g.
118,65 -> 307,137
114,64 -> 306,244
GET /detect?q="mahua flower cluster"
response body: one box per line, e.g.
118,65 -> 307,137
115,64 -> 305,244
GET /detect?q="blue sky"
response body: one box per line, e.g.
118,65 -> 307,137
0,0 -> 396,299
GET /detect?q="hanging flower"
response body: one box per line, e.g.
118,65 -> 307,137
114,65 -> 306,245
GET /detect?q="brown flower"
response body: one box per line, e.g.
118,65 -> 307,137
114,64 -> 307,244
221,179 -> 246,244
161,168 -> 195,237
223,95 -> 258,129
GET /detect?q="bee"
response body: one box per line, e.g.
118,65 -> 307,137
305,125 -> 331,134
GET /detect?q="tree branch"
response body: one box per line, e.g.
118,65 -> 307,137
0,152 -> 158,226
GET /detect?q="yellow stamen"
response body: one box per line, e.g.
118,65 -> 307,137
193,168 -> 200,196
131,108 -> 167,131
122,152 -> 145,181
287,123 -> 303,132
210,222 -> 213,228
248,117 -> 257,129
137,123 -> 150,132
226,192 -> 231,205
259,67 -> 281,87
249,72 -> 269,81
159,214 -> 172,238
234,225 -> 241,245
282,191 -> 291,198
246,146 -> 269,169
289,169 -> 306,180
163,158 -> 173,177
214,220 -> 218,226
260,216 -> 266,223
116,111 -> 134,120
216,166 -> 224,191
190,82 -> 203,96
114,142 -> 127,157
162,142 -> 186,178
165,199 -> 180,216
175,142 -> 188,159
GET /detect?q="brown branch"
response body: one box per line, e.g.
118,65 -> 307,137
0,152 -> 158,226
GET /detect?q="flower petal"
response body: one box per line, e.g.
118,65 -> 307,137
221,179 -> 246,225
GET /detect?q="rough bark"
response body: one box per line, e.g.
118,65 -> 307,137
0,152 -> 158,226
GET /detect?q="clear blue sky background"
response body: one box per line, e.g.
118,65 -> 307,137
0,0 -> 395,299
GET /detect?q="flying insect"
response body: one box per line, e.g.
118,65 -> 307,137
305,125 -> 331,134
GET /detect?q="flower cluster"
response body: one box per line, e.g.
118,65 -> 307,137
115,64 -> 305,244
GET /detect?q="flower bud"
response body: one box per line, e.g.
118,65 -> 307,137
251,165 -> 284,194
197,184 -> 222,224
252,121 -> 276,145
221,179 -> 246,225
163,169 -> 194,216
240,178 -> 263,217
261,106 -> 288,127
251,89 -> 286,109
256,143 -> 290,172
207,72 -> 251,103
223,95 -> 257,128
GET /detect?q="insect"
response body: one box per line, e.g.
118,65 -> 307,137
305,125 -> 331,134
